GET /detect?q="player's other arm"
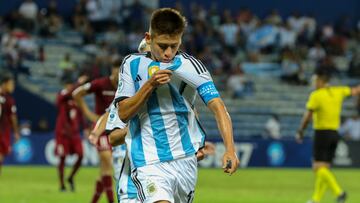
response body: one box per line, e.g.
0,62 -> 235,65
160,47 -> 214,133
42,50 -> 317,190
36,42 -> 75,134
207,98 -> 239,175
73,85 -> 99,122
296,110 -> 313,143
10,114 -> 20,142
118,69 -> 172,122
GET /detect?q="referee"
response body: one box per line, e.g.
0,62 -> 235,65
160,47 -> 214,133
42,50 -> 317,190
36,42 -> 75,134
296,69 -> 360,203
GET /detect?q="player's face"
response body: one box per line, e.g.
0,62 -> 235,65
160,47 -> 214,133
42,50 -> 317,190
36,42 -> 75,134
147,33 -> 182,63
4,80 -> 15,93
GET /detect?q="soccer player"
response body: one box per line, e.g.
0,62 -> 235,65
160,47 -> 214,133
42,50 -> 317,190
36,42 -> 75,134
54,77 -> 85,192
296,69 -> 360,203
73,57 -> 121,203
0,73 -> 20,175
115,8 -> 239,203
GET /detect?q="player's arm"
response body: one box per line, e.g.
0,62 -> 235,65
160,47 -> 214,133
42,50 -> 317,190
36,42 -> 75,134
88,111 -> 108,145
73,85 -> 99,122
207,98 -> 239,174
351,85 -> 360,96
296,110 -> 313,143
10,114 -> 20,142
108,127 -> 127,146
117,69 -> 172,122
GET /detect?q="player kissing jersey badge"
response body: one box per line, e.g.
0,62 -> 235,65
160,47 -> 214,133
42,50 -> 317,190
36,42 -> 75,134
147,61 -> 160,79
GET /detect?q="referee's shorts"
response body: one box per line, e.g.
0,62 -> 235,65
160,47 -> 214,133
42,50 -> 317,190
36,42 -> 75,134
313,130 -> 340,162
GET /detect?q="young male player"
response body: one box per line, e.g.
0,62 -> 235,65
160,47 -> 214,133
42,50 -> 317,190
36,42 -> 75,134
0,73 -> 20,175
115,8 -> 239,203
54,78 -> 85,191
296,69 -> 360,203
73,58 -> 121,203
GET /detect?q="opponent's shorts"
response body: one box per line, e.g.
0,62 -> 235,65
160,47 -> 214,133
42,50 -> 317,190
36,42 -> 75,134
96,134 -> 111,152
55,136 -> 83,156
131,155 -> 197,203
313,130 -> 340,162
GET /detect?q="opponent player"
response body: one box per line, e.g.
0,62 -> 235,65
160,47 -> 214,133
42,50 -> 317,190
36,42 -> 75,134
54,77 -> 86,192
296,69 -> 360,203
115,8 -> 239,203
73,57 -> 121,203
0,73 -> 20,175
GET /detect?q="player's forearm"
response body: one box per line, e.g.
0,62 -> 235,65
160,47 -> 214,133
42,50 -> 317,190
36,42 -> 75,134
11,115 -> 20,138
208,98 -> 236,152
109,128 -> 127,146
73,89 -> 99,122
118,81 -> 155,122
299,110 -> 312,132
91,112 -> 108,137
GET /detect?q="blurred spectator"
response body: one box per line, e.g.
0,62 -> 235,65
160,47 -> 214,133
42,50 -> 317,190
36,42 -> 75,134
287,12 -> 305,35
348,50 -> 360,77
18,0 -> 38,32
219,10 -> 239,51
264,114 -> 281,140
20,120 -> 32,136
339,115 -> 360,141
226,66 -> 253,98
59,53 -> 75,81
38,0 -> 62,37
308,42 -> 326,62
280,49 -> 306,85
318,56 -> 339,76
265,10 -> 282,25
73,0 -> 88,31
279,23 -> 296,49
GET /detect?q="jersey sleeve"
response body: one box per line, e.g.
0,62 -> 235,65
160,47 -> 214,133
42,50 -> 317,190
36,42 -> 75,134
83,79 -> 101,93
114,57 -> 135,102
173,54 -> 220,105
339,86 -> 352,98
105,103 -> 127,134
306,92 -> 318,111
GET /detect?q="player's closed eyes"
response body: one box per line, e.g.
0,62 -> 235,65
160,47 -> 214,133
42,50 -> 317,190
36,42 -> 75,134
158,44 -> 177,50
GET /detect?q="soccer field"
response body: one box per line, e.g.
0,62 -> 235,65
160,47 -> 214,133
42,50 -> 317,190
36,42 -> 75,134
1,166 -> 359,203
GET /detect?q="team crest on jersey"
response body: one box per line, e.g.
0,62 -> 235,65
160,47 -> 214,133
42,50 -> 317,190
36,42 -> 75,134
146,182 -> 157,196
118,80 -> 124,91
148,65 -> 160,78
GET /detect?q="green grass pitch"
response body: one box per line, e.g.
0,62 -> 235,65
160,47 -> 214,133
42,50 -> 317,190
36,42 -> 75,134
1,166 -> 360,203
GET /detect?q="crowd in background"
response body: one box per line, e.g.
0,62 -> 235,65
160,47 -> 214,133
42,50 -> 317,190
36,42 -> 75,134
0,0 -> 360,137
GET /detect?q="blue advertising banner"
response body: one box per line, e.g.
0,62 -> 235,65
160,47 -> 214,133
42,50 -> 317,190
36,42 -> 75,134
5,134 -> 360,168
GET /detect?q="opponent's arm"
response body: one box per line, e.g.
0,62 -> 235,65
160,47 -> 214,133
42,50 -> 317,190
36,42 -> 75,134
73,86 -> 99,122
88,111 -> 108,145
207,98 -> 239,175
10,114 -> 20,142
118,70 -> 172,122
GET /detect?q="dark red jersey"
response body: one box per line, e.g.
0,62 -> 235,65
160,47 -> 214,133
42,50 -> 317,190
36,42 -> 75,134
55,87 -> 85,139
83,77 -> 116,115
0,93 -> 16,152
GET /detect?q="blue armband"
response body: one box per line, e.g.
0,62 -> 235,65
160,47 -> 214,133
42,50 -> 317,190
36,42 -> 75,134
197,81 -> 220,105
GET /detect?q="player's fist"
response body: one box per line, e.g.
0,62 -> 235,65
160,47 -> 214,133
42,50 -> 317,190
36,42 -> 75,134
149,70 -> 172,87
222,150 -> 239,175
295,129 -> 304,144
88,132 -> 99,146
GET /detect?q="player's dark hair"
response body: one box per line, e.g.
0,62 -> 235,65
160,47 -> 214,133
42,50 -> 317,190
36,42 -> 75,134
111,56 -> 122,69
150,8 -> 187,37
0,72 -> 14,84
315,68 -> 331,83
61,77 -> 74,85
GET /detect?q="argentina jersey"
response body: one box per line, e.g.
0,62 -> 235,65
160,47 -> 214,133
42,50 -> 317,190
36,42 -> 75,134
115,52 -> 220,169
105,103 -> 138,201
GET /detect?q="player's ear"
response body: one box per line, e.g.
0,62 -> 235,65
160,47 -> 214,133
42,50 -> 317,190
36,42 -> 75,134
145,32 -> 151,44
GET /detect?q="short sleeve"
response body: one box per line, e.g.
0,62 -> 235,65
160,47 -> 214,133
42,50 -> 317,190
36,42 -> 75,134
114,58 -> 135,101
340,86 -> 351,98
173,54 -> 220,105
105,103 -> 126,132
306,92 -> 318,111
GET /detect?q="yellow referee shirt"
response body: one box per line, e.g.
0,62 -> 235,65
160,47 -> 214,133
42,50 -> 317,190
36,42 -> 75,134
306,86 -> 351,130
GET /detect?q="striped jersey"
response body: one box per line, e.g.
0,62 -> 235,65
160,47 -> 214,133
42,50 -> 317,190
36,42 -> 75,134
105,103 -> 137,200
115,52 -> 220,168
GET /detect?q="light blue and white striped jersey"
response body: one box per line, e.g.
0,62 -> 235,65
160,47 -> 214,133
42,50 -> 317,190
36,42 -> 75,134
105,103 -> 138,201
115,52 -> 220,168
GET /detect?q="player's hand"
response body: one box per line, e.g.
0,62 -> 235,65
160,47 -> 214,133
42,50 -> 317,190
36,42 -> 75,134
88,132 -> 99,146
295,129 -> 304,144
149,70 -> 172,87
203,141 -> 216,155
222,150 -> 239,175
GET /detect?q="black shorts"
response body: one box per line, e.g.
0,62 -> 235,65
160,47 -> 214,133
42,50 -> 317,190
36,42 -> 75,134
313,130 -> 340,162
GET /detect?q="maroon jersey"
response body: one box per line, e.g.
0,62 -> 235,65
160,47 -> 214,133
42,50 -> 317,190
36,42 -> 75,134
0,93 -> 16,150
55,87 -> 85,139
84,77 -> 116,115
